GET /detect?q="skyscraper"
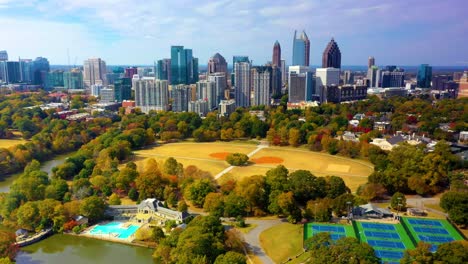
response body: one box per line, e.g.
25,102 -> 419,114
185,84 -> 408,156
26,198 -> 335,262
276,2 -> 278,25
208,53 -> 228,75
171,84 -> 190,112
19,59 -> 33,83
288,66 -> 314,103
83,58 -> 107,89
281,59 -> 286,85
0,61 -> 20,84
188,100 -> 209,116
251,66 -> 272,106
367,66 -> 379,88
32,57 -> 50,87
234,61 -> 251,107
271,66 -> 282,97
343,70 -> 354,85
0,51 -> 8,61
114,77 -> 132,102
171,46 -> 198,85
156,59 -> 171,82
292,30 -> 310,66
46,70 -> 64,88
64,69 -> 83,89
417,64 -> 432,88
134,78 -> 169,113
368,56 -> 375,69
316,68 -> 340,103
196,80 -> 216,110
272,41 -> 281,67
208,72 -> 227,105
322,38 -> 341,68
124,67 -> 138,78
380,68 -> 405,88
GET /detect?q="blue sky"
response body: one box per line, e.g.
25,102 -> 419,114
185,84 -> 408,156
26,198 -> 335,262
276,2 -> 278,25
1,0 -> 467,66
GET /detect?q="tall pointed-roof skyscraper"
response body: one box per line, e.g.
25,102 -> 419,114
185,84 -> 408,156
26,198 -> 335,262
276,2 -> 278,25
292,30 -> 310,66
272,41 -> 281,67
322,38 -> 341,68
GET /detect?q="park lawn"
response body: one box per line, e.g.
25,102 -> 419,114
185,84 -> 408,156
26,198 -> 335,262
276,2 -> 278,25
0,138 -> 27,149
260,223 -> 303,264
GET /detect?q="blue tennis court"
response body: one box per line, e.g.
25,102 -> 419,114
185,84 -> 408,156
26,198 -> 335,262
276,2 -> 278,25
361,222 -> 396,231
418,235 -> 454,243
364,231 -> 400,239
408,219 -> 442,227
367,240 -> 405,249
374,250 -> 404,259
413,227 -> 449,235
311,225 -> 345,233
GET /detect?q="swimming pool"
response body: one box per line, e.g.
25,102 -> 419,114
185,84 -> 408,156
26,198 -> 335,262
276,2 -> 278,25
89,222 -> 140,239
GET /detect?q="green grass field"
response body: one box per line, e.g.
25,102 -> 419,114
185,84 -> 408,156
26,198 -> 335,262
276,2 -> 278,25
134,142 -> 373,192
260,223 -> 304,264
0,138 -> 27,149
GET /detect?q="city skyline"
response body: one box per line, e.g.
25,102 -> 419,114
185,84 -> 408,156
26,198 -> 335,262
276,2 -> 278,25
0,0 -> 467,66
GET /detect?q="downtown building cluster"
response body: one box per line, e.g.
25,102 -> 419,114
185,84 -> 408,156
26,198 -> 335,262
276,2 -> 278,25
1,30 -> 467,114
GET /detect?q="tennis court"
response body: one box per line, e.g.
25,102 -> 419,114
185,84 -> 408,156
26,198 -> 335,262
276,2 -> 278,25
361,222 -> 396,231
303,223 -> 356,242
401,217 -> 464,251
364,231 -> 400,239
374,250 -> 404,260
407,219 -> 442,227
367,240 -> 405,249
413,227 -> 449,235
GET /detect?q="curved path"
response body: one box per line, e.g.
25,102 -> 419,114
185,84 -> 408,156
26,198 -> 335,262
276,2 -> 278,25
243,218 -> 283,264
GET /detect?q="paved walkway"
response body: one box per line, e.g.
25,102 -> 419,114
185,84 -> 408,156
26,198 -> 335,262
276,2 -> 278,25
214,144 -> 267,179
243,218 -> 283,264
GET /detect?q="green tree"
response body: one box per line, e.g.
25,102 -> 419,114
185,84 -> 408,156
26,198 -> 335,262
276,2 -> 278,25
0,231 -> 19,261
400,242 -> 434,264
390,192 -> 407,211
265,165 -> 289,192
326,176 -> 349,199
223,193 -> 248,217
79,196 -> 106,222
163,157 -> 183,176
203,192 -> 225,217
214,252 -> 246,264
16,201 -> 41,230
235,175 -> 267,214
108,193 -> 121,205
434,241 -> 468,264
226,153 -> 249,166
186,178 -> 216,207
289,170 -> 325,204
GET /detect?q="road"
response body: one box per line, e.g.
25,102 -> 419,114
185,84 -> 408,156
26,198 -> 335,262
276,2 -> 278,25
243,218 -> 284,264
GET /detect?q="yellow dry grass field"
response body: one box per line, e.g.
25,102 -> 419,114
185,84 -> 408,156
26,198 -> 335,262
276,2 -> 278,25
0,138 -> 27,149
132,142 -> 373,192
133,142 -> 256,176
260,223 -> 304,264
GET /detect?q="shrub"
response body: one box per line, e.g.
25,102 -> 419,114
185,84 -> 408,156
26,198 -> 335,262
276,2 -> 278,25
226,153 -> 249,166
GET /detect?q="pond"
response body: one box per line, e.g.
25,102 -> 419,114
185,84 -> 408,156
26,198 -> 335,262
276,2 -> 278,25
16,234 -> 154,264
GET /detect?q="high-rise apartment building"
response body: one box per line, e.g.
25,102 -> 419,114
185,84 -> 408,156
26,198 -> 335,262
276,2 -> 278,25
234,61 -> 251,107
457,71 -> 468,98
196,80 -> 217,110
368,56 -> 375,69
271,66 -> 282,97
288,66 -> 314,103
272,41 -> 281,67
100,87 -> 115,103
171,84 -> 190,112
47,70 -> 64,88
367,66 -> 379,88
134,78 -> 169,113
281,59 -> 286,85
91,84 -> 103,97
322,38 -> 341,68
417,64 -> 432,88
83,58 -> 107,89
171,46 -> 198,85
251,66 -> 272,106
316,68 -> 340,103
114,77 -> 132,102
207,72 -> 226,106
189,99 -> 209,117
292,30 -> 310,66
232,56 -> 249,87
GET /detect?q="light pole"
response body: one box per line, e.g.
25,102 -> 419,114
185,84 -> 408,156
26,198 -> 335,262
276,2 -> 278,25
346,201 -> 352,221
397,197 -> 402,220
314,202 -> 317,222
